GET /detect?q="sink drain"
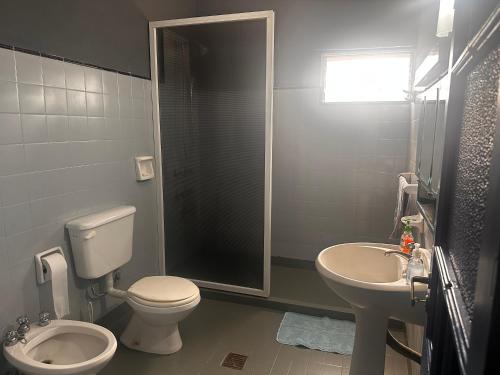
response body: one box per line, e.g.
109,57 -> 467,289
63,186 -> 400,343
41,359 -> 53,364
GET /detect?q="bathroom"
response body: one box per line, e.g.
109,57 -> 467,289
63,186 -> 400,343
0,0 -> 498,374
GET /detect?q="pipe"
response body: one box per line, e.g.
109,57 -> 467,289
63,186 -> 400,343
104,273 -> 127,299
386,329 -> 421,364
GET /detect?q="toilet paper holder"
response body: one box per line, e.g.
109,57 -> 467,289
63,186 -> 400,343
35,247 -> 65,284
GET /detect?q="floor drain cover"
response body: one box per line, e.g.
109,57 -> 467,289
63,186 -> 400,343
221,352 -> 248,370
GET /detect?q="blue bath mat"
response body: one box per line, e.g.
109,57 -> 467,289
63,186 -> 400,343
276,312 -> 355,355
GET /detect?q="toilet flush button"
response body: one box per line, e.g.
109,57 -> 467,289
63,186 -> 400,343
83,231 -> 96,240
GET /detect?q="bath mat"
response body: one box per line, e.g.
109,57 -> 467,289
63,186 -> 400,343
276,312 -> 355,355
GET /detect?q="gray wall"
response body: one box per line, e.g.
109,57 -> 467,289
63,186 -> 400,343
0,48 -> 157,360
196,0 -> 418,260
0,0 -> 197,78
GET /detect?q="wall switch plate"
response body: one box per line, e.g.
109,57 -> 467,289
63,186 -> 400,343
135,156 -> 154,181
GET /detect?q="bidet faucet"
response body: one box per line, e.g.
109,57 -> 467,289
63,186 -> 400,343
39,312 -> 51,327
384,250 -> 412,261
3,330 -> 18,347
16,316 -> 30,339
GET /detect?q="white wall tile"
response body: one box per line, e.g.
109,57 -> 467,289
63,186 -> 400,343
88,117 -> 105,140
0,49 -> 157,330
102,71 -> 118,95
14,52 -> 42,85
117,74 -> 131,97
41,58 -> 66,88
103,94 -> 119,118
0,48 -> 16,82
18,84 -> 45,114
68,116 -> 88,141
3,203 -> 32,236
0,113 -> 22,145
86,92 -> 104,116
0,174 -> 31,206
47,115 -> 68,142
0,81 -> 19,112
0,144 -> 25,176
44,86 -> 67,115
84,67 -> 103,93
65,63 -> 85,91
131,77 -> 144,98
21,114 -> 47,143
119,96 -> 132,118
24,143 -> 50,171
132,97 -> 144,119
67,90 -> 86,115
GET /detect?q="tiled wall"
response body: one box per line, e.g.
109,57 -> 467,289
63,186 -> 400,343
0,47 -> 158,332
272,88 -> 410,261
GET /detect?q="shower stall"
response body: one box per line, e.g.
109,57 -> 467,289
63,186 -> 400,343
149,12 -> 274,296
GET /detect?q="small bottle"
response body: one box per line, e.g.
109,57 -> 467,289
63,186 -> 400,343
406,243 -> 425,285
400,220 -> 414,254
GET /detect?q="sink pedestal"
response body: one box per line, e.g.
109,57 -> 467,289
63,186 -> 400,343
350,307 -> 388,375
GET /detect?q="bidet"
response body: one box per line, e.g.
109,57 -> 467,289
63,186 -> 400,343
3,319 -> 117,375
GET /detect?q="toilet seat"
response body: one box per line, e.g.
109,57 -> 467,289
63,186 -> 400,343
128,276 -> 200,308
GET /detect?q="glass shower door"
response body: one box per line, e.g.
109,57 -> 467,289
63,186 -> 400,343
149,12 -> 274,296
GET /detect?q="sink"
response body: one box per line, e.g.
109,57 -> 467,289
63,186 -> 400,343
3,320 -> 117,375
316,242 -> 429,375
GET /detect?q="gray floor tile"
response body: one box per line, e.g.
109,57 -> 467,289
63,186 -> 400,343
101,299 -> 409,375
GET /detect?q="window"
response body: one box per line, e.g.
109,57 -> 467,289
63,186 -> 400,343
322,52 -> 411,103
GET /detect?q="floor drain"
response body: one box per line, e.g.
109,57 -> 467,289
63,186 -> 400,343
221,352 -> 248,370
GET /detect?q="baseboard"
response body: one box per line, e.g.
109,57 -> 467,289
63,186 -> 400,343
271,256 -> 316,270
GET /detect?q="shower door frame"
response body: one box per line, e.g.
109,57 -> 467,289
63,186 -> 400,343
149,11 -> 274,297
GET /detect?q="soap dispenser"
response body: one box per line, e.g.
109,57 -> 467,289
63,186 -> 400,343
406,243 -> 425,285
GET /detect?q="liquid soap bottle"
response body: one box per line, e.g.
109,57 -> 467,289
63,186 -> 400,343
406,243 -> 425,285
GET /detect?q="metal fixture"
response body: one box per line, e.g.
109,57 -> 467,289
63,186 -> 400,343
39,312 -> 51,327
3,330 -> 18,347
16,316 -> 30,339
221,352 -> 248,370
411,275 -> 430,306
386,329 -> 421,364
384,250 -> 412,261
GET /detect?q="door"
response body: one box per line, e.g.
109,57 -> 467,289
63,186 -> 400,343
149,12 -> 274,297
420,2 -> 500,374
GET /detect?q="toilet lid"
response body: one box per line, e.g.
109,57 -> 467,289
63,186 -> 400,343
128,276 -> 199,303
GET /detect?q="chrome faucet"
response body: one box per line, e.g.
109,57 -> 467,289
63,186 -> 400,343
39,312 -> 51,327
384,250 -> 412,261
3,330 -> 18,347
16,316 -> 31,340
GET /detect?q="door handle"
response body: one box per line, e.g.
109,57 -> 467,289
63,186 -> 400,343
411,275 -> 430,306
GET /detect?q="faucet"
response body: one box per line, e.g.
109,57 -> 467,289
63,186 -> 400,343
384,250 -> 412,261
16,316 -> 30,340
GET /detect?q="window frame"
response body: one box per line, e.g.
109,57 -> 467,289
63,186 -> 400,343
320,49 -> 414,104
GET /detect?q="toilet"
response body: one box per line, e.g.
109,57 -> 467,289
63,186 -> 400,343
66,206 -> 200,355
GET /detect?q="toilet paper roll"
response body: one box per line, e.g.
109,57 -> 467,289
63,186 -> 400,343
42,253 -> 70,319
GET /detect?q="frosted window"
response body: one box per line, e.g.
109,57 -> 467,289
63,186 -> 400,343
323,53 -> 411,102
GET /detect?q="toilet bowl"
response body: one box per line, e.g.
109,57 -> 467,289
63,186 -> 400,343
120,276 -> 200,354
66,206 -> 200,356
3,320 -> 116,375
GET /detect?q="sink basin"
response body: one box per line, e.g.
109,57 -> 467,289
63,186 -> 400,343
3,320 -> 117,375
316,242 -> 429,375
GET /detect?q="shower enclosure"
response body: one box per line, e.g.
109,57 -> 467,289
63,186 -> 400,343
149,12 -> 274,296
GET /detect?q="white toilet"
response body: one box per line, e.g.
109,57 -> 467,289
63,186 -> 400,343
66,206 -> 200,355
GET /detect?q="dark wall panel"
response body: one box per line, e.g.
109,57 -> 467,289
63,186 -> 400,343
196,0 -> 421,88
0,0 -> 157,77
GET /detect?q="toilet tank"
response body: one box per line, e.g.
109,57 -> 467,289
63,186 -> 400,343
66,206 -> 136,279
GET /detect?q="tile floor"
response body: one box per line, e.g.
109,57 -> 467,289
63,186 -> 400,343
101,299 -> 409,375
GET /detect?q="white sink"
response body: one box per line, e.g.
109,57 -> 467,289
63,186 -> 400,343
3,320 -> 117,375
316,242 -> 429,375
